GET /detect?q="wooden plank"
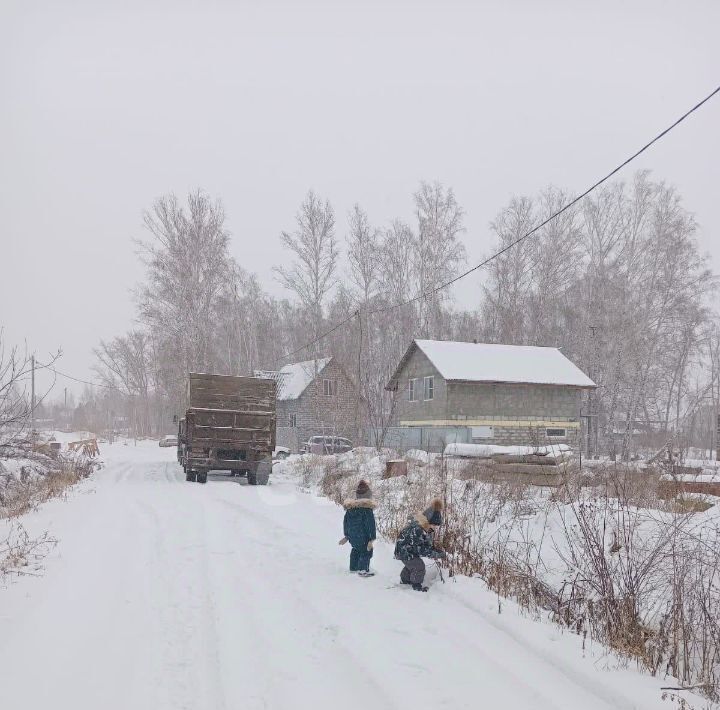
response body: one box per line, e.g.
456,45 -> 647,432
491,454 -> 564,465
457,466 -> 564,487
495,463 -> 563,475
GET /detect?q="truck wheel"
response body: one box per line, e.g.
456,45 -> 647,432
186,470 -> 197,483
255,459 -> 272,486
197,471 -> 208,484
246,472 -> 258,485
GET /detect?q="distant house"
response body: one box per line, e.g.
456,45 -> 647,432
386,339 -> 596,451
266,357 -> 358,452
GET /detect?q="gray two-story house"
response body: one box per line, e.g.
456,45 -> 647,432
386,339 -> 595,451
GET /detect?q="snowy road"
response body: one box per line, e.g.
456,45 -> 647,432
0,443 -> 683,709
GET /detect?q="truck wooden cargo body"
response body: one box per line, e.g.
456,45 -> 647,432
178,373 -> 276,485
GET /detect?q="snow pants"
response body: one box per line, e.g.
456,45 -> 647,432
350,546 -> 372,572
400,557 -> 425,585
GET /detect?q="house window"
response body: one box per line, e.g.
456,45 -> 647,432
289,414 -> 297,428
471,426 -> 493,440
323,379 -> 337,396
423,376 -> 434,401
546,427 -> 567,439
408,378 -> 418,402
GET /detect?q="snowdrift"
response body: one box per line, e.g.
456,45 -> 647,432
444,443 -> 571,459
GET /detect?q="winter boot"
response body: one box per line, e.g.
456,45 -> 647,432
358,570 -> 375,578
411,583 -> 428,592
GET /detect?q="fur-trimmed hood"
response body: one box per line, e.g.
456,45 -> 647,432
414,512 -> 432,530
343,498 -> 377,510
416,498 -> 443,529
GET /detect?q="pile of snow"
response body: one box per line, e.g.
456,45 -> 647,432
336,448 -> 385,478
444,442 -> 571,458
0,456 -> 50,485
404,448 -> 432,464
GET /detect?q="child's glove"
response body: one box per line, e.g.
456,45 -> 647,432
338,537 -> 348,545
367,540 -> 374,551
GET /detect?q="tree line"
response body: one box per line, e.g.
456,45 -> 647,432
79,172 -> 718,455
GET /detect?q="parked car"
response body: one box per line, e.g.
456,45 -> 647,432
273,446 -> 291,460
300,435 -> 353,455
159,434 -> 178,448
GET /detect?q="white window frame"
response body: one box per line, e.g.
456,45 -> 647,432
423,376 -> 434,401
408,378 -> 418,402
546,427 -> 567,439
323,378 -> 337,396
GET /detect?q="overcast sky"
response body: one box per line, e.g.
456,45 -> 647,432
2,0 -> 718,398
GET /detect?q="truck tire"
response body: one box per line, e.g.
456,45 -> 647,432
246,472 -> 258,485
186,470 -> 197,483
255,459 -> 271,486
197,471 -> 208,484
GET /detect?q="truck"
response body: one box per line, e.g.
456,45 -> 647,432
177,372 -> 276,485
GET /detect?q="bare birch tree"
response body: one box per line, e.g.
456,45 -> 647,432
138,189 -> 232,406
346,203 -> 380,304
413,181 -> 466,337
274,190 -> 338,353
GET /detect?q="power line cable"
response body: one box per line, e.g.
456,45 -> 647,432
36,362 -> 138,397
273,83 -> 720,362
270,311 -> 359,366
369,83 -> 720,315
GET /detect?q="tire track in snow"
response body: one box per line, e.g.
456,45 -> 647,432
200,487 -> 400,710
0,444 -> 680,710
206,481 -> 664,710
132,486 -> 227,710
206,485 -> 563,709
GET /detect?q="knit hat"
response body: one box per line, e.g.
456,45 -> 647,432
423,498 -> 443,526
356,479 -> 372,499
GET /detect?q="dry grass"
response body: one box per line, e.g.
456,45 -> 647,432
0,461 -> 93,519
0,450 -> 97,585
0,522 -> 57,581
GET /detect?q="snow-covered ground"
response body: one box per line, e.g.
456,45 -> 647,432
0,441 -> 706,709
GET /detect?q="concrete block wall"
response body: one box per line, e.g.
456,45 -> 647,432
488,424 -> 579,448
448,382 -> 579,419
380,423 -> 578,453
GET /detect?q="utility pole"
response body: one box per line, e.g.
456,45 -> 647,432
586,326 -> 598,458
64,387 -> 68,431
30,354 -> 35,443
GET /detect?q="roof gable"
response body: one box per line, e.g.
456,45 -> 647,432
390,340 -> 595,388
275,357 -> 332,400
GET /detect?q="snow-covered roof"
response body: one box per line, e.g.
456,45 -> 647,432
276,358 -> 332,400
391,340 -> 595,388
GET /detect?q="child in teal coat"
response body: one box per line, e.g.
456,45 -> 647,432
339,480 -> 376,576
